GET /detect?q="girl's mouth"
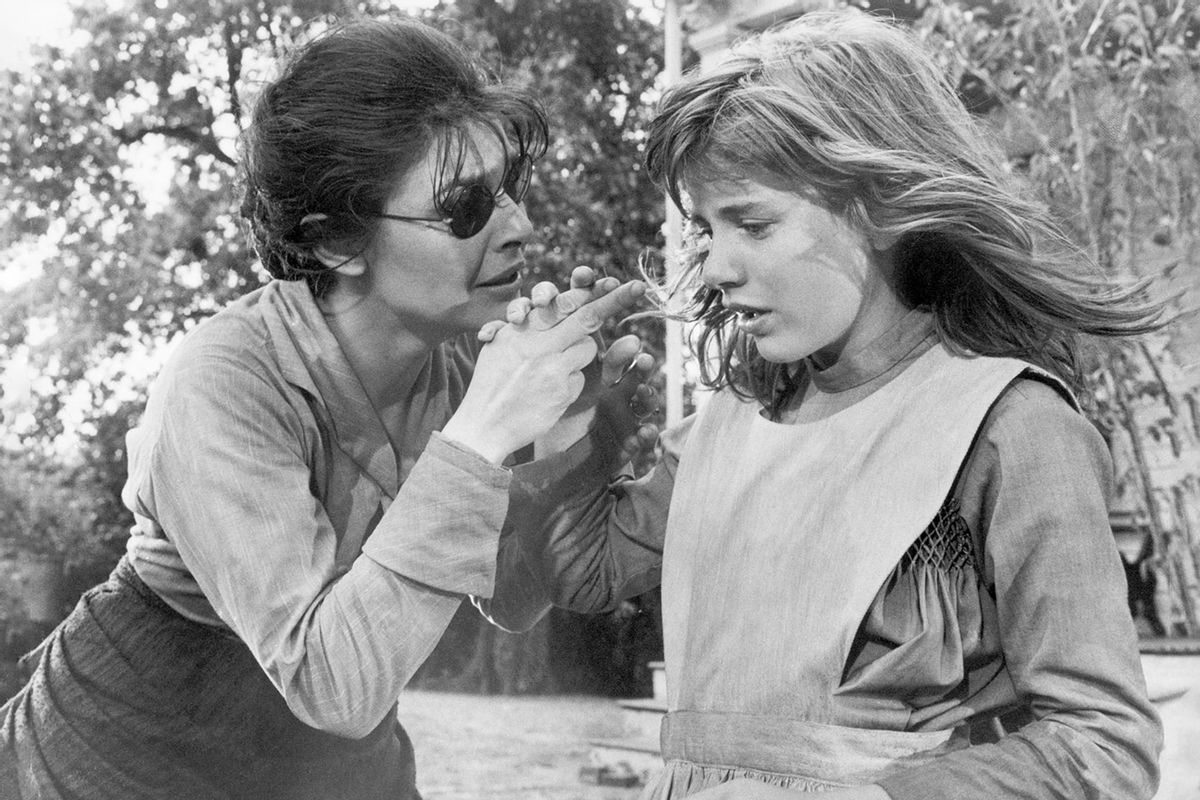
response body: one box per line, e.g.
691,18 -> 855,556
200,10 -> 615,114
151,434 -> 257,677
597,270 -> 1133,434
725,301 -> 769,321
729,305 -> 771,334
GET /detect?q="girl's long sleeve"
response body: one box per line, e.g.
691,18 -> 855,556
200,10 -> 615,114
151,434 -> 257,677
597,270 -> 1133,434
878,380 -> 1162,799
482,415 -> 694,631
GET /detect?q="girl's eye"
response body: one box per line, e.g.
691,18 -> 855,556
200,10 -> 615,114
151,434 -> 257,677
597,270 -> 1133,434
739,220 -> 771,236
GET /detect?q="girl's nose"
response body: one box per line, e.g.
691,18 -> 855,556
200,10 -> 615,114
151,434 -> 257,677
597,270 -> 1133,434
699,240 -> 741,290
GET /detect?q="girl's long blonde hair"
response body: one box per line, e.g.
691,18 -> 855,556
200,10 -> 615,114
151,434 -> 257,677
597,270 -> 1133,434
644,10 -> 1162,409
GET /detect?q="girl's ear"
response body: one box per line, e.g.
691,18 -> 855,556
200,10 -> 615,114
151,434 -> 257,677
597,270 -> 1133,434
301,213 -> 367,276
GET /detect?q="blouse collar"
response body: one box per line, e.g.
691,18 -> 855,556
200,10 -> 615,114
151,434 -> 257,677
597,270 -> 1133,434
806,308 -> 936,394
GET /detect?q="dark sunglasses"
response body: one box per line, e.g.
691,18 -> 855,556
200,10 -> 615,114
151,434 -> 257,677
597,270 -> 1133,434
376,154 -> 533,239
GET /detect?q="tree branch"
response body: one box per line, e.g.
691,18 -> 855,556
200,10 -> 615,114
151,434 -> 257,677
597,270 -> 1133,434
224,17 -> 244,128
116,124 -> 237,166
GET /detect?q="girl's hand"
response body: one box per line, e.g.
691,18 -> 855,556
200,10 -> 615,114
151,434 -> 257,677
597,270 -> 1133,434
537,332 -> 658,462
442,276 -> 646,464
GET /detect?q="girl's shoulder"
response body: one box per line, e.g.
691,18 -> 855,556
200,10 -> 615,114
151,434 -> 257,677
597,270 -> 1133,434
969,371 -> 1110,487
987,371 -> 1086,435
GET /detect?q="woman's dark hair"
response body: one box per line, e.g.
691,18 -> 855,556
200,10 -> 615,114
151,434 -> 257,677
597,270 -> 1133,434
239,17 -> 548,297
644,10 -> 1164,405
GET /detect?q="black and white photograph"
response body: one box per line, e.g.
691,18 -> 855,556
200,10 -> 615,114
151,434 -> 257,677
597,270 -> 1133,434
1,0 -> 1198,798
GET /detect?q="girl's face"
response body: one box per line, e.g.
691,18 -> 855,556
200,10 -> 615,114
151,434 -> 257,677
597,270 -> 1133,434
687,175 -> 903,367
355,125 -> 534,341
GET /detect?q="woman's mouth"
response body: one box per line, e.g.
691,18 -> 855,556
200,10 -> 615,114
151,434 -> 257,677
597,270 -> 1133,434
476,269 -> 522,289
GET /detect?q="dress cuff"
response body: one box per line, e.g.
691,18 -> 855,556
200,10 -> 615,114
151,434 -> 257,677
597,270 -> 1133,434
362,432 -> 512,598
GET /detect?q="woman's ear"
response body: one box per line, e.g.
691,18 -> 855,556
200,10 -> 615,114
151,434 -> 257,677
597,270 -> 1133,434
300,213 -> 367,276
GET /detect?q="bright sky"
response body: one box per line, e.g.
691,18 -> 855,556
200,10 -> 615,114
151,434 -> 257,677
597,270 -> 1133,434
0,0 -> 444,71
0,0 -> 75,70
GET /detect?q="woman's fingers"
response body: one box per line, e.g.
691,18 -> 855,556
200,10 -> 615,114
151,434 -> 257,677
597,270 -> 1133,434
561,335 -> 600,373
529,280 -> 559,308
547,280 -> 645,344
529,270 -> 625,329
568,265 -> 596,289
451,280 -> 642,464
479,278 -> 645,357
476,319 -> 507,343
513,278 -> 645,342
550,275 -> 619,320
529,279 -> 582,329
506,297 -> 533,324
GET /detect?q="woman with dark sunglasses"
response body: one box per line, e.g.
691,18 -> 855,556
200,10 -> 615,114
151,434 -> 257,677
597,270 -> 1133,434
0,17 -> 646,800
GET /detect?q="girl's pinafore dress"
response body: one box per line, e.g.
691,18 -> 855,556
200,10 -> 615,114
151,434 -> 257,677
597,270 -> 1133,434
646,343 -> 1032,796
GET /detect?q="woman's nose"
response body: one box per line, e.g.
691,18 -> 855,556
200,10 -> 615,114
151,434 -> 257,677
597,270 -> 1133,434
497,195 -> 534,245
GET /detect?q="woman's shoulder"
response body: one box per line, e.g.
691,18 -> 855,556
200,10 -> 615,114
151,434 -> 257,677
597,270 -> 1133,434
135,288 -> 314,461
174,285 -> 274,358
152,285 -> 293,404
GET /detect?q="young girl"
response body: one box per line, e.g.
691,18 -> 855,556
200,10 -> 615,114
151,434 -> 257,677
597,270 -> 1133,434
493,10 -> 1163,799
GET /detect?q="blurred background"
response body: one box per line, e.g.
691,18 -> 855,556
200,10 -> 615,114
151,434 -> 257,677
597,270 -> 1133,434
0,0 -> 1198,794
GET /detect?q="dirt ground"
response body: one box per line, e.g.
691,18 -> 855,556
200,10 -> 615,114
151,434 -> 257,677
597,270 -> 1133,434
400,689 -> 648,800
1143,654 -> 1200,800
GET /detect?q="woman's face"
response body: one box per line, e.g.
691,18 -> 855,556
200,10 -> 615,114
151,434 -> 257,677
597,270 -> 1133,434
356,125 -> 534,340
687,174 -> 902,367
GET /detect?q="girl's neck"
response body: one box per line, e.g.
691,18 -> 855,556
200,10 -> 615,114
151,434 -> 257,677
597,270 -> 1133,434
774,309 -> 936,424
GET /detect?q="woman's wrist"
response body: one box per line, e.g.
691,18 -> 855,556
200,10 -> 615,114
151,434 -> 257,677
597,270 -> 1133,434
440,417 -> 514,465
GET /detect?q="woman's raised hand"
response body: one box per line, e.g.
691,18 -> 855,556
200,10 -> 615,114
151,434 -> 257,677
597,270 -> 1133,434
475,265 -> 622,341
478,267 -> 659,464
440,269 -> 647,464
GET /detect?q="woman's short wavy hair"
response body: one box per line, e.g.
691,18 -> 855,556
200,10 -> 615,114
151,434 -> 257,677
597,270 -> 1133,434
239,18 -> 548,297
645,10 -> 1160,407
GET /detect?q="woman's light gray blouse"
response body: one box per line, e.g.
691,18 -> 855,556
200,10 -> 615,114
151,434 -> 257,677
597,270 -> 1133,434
124,279 -> 515,739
